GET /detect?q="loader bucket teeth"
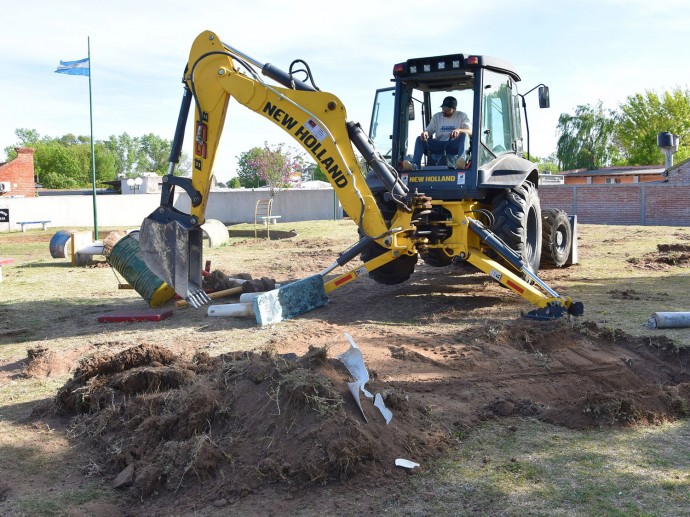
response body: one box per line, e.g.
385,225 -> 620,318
139,217 -> 209,307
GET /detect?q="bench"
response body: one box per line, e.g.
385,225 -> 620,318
17,220 -> 51,231
254,199 -> 281,238
260,215 -> 282,225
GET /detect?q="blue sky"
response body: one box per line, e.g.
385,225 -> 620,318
2,0 -> 689,182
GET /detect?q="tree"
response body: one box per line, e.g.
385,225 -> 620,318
137,133 -> 170,174
236,147 -> 265,188
3,128 -> 42,160
528,153 -> 560,174
227,177 -> 241,188
105,132 -> 139,176
301,163 -> 328,183
236,143 -> 304,195
556,102 -> 621,170
616,88 -> 690,165
33,140 -> 117,188
248,143 -> 304,196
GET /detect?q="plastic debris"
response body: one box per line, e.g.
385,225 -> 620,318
337,333 -> 393,424
337,333 -> 373,398
374,393 -> 393,424
395,458 -> 420,469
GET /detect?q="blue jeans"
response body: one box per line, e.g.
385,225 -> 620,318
412,134 -> 466,166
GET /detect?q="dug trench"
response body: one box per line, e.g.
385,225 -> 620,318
26,316 -> 689,513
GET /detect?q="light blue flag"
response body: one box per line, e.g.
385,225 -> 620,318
55,58 -> 90,76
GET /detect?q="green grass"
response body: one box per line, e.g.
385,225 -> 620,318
400,418 -> 690,516
1,222 -> 689,516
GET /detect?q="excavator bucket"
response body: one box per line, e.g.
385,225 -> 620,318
139,216 -> 210,308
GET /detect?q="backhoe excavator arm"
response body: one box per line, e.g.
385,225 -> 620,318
140,30 -> 414,306
139,30 -> 582,321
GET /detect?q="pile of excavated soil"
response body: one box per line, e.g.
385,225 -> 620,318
55,344 -> 446,500
202,270 -> 276,293
50,319 -> 690,506
24,346 -> 79,378
629,243 -> 690,269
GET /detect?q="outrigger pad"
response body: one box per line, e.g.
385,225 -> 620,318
253,275 -> 328,325
522,304 -> 568,321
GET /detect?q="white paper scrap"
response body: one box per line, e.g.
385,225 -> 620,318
348,381 -> 367,422
337,333 -> 373,399
374,393 -> 393,425
395,458 -> 420,469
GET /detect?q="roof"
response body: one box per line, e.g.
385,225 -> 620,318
561,165 -> 666,177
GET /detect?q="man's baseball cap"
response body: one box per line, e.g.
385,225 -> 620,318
441,96 -> 458,109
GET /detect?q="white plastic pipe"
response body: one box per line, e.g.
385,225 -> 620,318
207,303 -> 254,318
648,312 -> 690,329
239,292 -> 261,303
78,242 -> 104,255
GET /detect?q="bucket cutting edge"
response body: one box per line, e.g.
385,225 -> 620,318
252,275 -> 328,325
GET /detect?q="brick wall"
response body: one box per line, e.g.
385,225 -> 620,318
0,148 -> 36,197
668,158 -> 690,184
540,183 -> 690,226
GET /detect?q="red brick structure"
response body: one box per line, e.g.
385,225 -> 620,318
0,148 -> 36,197
667,157 -> 690,184
561,165 -> 665,184
540,158 -> 690,226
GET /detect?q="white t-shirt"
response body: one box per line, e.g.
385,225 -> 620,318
426,111 -> 471,141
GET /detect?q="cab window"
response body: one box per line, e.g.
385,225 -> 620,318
480,71 -> 514,165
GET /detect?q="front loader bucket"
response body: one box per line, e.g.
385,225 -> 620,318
139,216 -> 210,308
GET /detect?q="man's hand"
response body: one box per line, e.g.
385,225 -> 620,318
420,131 -> 429,141
450,128 -> 462,139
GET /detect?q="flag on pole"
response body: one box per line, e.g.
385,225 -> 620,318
55,58 -> 90,76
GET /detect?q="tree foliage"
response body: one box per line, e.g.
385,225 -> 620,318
528,153 -> 560,174
236,147 -> 265,188
616,88 -> 690,165
103,132 -> 190,176
3,128 -> 190,189
556,102 -> 620,170
236,143 -> 304,195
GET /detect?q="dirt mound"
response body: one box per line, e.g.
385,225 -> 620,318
49,320 -> 690,509
24,346 -> 78,378
203,270 -> 276,293
55,344 -> 446,500
629,242 -> 690,269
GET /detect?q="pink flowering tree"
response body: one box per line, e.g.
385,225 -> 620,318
247,142 -> 304,197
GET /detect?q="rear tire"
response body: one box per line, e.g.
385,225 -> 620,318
490,181 -> 542,275
360,243 -> 418,285
541,209 -> 571,267
360,240 -> 418,284
421,248 -> 454,267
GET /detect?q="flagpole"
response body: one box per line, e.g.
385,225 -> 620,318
87,36 -> 98,240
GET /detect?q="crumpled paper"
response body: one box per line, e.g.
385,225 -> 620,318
337,333 -> 392,425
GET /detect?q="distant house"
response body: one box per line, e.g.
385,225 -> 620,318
0,147 -> 37,197
561,165 -> 666,184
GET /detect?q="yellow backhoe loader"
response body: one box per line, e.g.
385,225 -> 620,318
139,30 -> 583,321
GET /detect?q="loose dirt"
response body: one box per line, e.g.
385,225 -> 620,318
41,309 -> 689,514
629,242 -> 690,269
7,232 -> 690,515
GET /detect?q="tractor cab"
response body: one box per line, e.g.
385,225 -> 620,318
369,53 -> 549,201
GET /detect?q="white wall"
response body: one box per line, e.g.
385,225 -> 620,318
0,188 -> 343,231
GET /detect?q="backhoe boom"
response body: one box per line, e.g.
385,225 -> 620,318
138,30 -> 583,321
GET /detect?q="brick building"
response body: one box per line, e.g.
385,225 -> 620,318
0,148 -> 36,197
667,156 -> 690,184
561,165 -> 666,184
